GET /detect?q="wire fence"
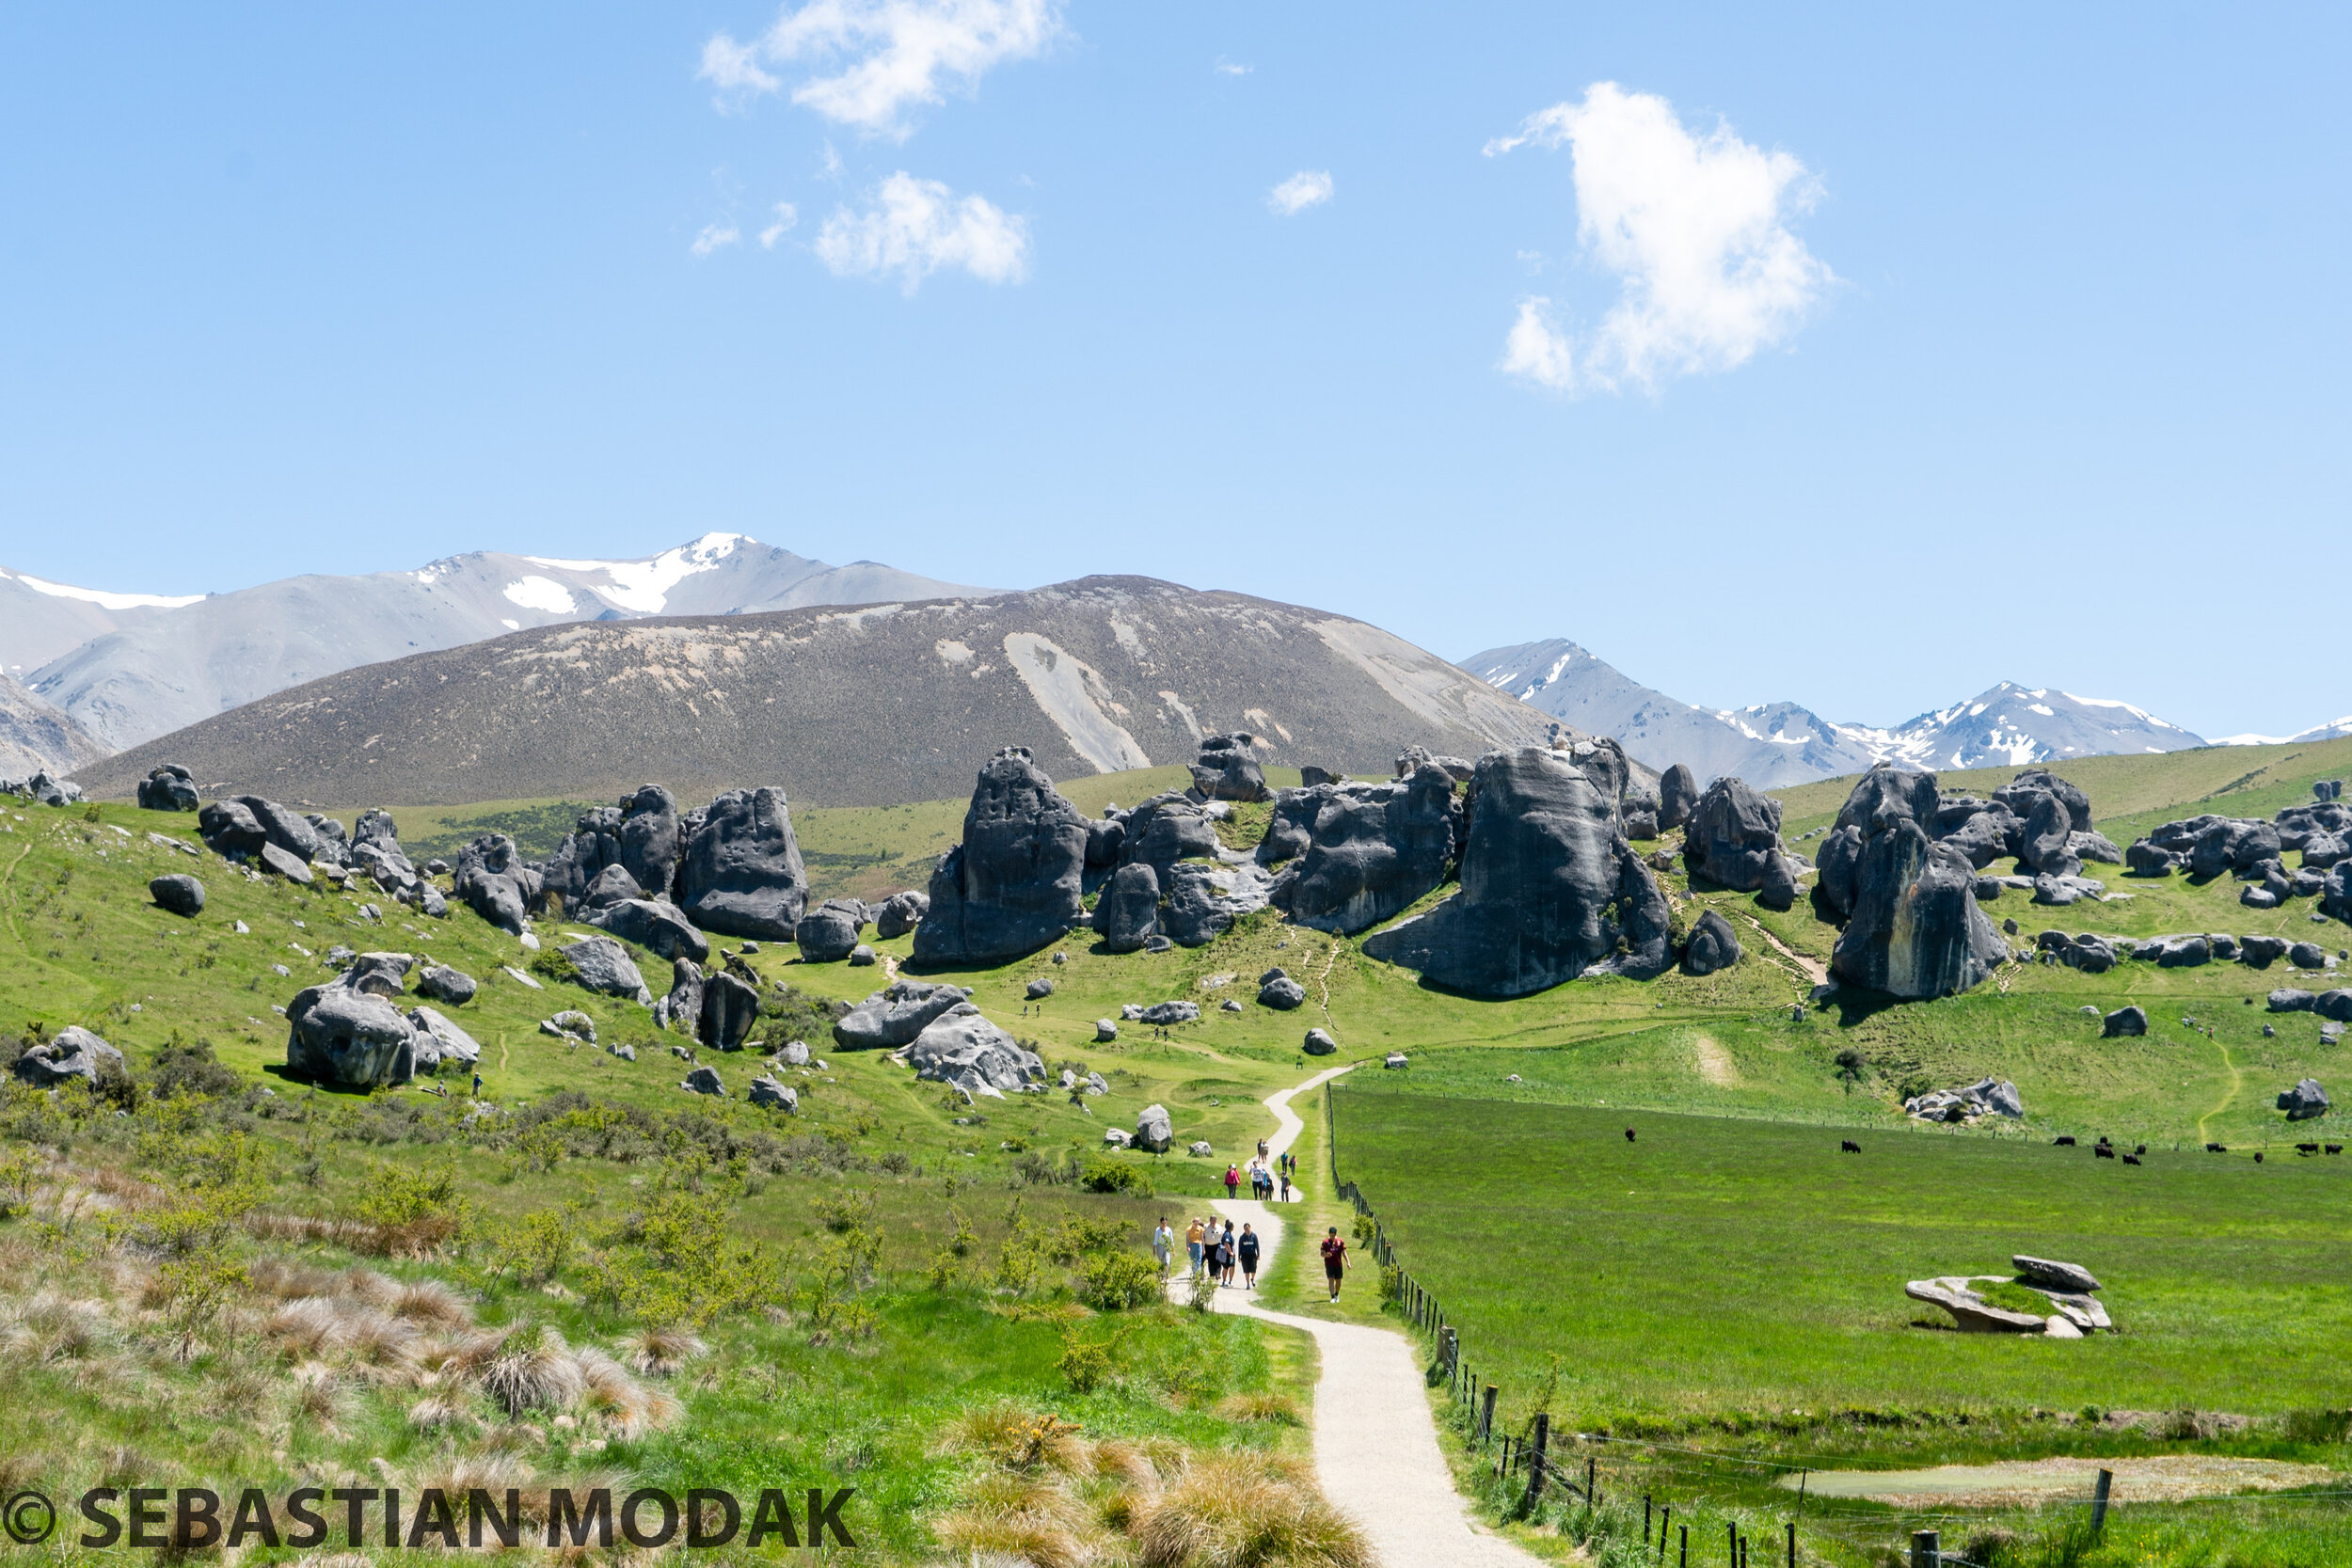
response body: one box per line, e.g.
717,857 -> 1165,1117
1320,1085 -> 2348,1565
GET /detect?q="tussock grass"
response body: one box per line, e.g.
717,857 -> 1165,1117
1132,1453 -> 1370,1568
480,1323 -> 585,1416
615,1323 -> 706,1376
1215,1390 -> 1303,1425
939,1402 -> 1093,1474
932,1471 -> 1093,1568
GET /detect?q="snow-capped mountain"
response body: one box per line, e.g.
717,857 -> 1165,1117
1466,641 -> 2207,786
2215,717 -> 2352,747
26,534 -> 998,752
0,565 -> 202,680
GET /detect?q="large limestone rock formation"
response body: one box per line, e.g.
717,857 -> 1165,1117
1263,764 -> 1459,934
676,786 -> 809,941
905,1006 -> 1045,1099
1191,733 -> 1270,802
1092,863 -> 1161,952
1362,746 -> 1670,997
1681,777 -> 1788,892
452,834 -> 541,935
834,979 -> 975,1050
1827,768 -> 2007,999
1658,763 -> 1699,831
914,749 -> 1091,965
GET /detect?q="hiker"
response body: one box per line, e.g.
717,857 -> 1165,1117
1320,1226 -> 1348,1301
1220,1220 -> 1239,1286
1257,1137 -> 1269,1161
1205,1227 -> 1227,1287
1152,1217 -> 1174,1277
1238,1223 -> 1261,1289
1224,1164 -> 1241,1201
470,1071 -> 483,1098
1186,1216 -> 1207,1279
1279,1167 -> 1292,1202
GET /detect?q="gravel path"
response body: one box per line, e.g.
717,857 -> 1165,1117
1179,1067 -> 1540,1568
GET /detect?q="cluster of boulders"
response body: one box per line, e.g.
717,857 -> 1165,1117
10,1025 -> 125,1089
135,764 -> 200,811
0,769 -> 83,806
915,749 -> 1092,965
2123,783 -> 2352,918
1362,741 -> 1674,997
284,951 -> 483,1088
1903,1076 -> 2024,1122
1906,1256 -> 2110,1338
1260,759 -> 1459,935
1683,775 -> 1804,909
1191,733 -> 1270,802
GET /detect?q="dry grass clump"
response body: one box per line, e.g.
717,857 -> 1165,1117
616,1323 -> 707,1377
932,1471 -> 1094,1568
1132,1454 -> 1369,1568
392,1278 -> 472,1330
1215,1391 -> 1303,1426
482,1324 -> 587,1417
0,1290 -> 116,1362
939,1404 -> 1095,1475
285,1362 -> 352,1432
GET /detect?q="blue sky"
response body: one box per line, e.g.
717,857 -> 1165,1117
0,4 -> 2344,738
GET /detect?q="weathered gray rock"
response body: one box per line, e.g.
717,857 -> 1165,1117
2239,935 -> 2289,967
592,898 -> 710,963
198,799 -> 266,856
794,897 -> 868,962
2072,831 -> 2123,864
1191,733 -> 1270,802
1095,1019 -> 1118,1042
2291,940 -> 2330,969
2279,1078 -> 2329,1119
2033,873 -> 2106,906
2157,936 -> 2212,968
1363,746 -> 1671,997
1905,1276 -> 2057,1334
655,958 -> 705,1037
2322,864 -> 2352,926
258,842 -> 313,883
406,1006 -> 482,1071
2103,1005 -> 2147,1037
1818,825 -> 1868,917
1994,769 -> 2092,836
1682,777 -> 1787,893
2012,1256 -> 2102,1293
2188,818 -> 2280,880
1025,977 -> 1054,1000
833,978 -> 974,1050
914,748 -> 1090,965
2125,839 -> 2183,877
1831,814 -> 2006,999
1092,863 -> 1161,952
149,874 -> 205,917
287,988 -> 415,1088
906,1006 -> 1044,1099
136,765 -> 199,812
559,934 -> 649,1002
873,889 -> 929,940
1163,862 -> 1268,947
676,786 -> 809,941
1657,763 -> 1700,831
1258,975 -> 1307,1009
2317,990 -> 2352,1022
1265,766 -> 1459,934
700,969 -> 760,1051
682,1064 -> 726,1098
10,1025 -> 126,1089
1758,850 -> 1802,911
577,863 -> 644,912
1681,910 -> 1741,975
748,1073 -> 798,1112
1303,1028 -> 1337,1055
1140,1001 -> 1200,1026
343,952 -> 414,998
1084,813 -> 1127,869
1904,1077 -> 2022,1120
229,795 -> 324,864
1118,792 -> 1222,876
2020,793 -> 2082,879
453,834 -> 540,936
1135,1103 -> 1173,1152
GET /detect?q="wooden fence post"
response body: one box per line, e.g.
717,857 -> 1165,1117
1660,1507 -> 1672,1561
1728,1522 -> 1739,1565
1480,1385 -> 1498,1444
2090,1468 -> 2112,1535
1786,1520 -> 1796,1568
1679,1524 -> 1688,1568
1587,1455 -> 1597,1508
1522,1413 -> 1549,1512
1909,1528 -> 1938,1568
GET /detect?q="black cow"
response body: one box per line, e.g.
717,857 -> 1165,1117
2327,1145 -> 2343,1155
2296,1143 -> 2320,1155
2054,1135 -> 2077,1147
2122,1153 -> 2142,1165
2136,1144 -> 2149,1156
1839,1140 -> 1861,1154
1624,1128 -> 1636,1143
2255,1152 -> 2265,1164
2094,1145 -> 2117,1160
2205,1142 -> 2228,1152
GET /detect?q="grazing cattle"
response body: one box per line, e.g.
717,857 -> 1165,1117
2327,1145 -> 2343,1155
2296,1143 -> 2320,1155
1624,1128 -> 1636,1143
2054,1135 -> 2077,1147
2095,1135 -> 2113,1148
2094,1145 -> 2117,1160
2254,1152 -> 2265,1164
2122,1153 -> 2142,1165
2205,1142 -> 2228,1152
2136,1144 -> 2149,1156
1839,1140 -> 1861,1154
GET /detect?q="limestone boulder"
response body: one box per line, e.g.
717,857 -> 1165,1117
1258,975 -> 1308,1009
1363,746 -> 1672,997
149,874 -> 205,917
748,1074 -> 799,1112
676,786 -> 809,941
2278,1078 -> 2329,1119
873,889 -> 929,940
1092,863 -> 1161,952
136,766 -> 199,812
1266,766 -> 1459,933
592,898 -> 710,964
1682,777 -> 1787,893
453,834 -> 540,936
2103,1005 -> 2147,1037
1830,812 -> 2006,999
1191,733 -> 1270,802
287,988 -> 415,1088
10,1025 -> 126,1089
559,934 -> 649,1003
1303,1028 -> 1337,1055
1135,1103 -> 1174,1152
834,979 -> 975,1050
1140,1001 -> 1200,1026
654,958 -> 704,1036
406,1006 -> 482,1071
699,971 -> 761,1051
906,1006 -> 1044,1099
1658,763 -> 1700,831
198,800 -> 268,857
795,897 -> 868,962
1681,910 -> 1741,976
914,748 -> 1090,965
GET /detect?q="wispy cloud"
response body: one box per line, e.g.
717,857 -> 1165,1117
1214,57 -> 1251,77
698,0 -> 1064,138
815,171 -> 1028,291
760,203 -> 800,248
691,222 -> 742,257
1486,82 -> 1832,394
1266,169 -> 1333,216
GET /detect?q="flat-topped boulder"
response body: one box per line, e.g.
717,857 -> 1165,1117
834,978 -> 975,1050
2011,1256 -> 2101,1293
905,1006 -> 1044,1100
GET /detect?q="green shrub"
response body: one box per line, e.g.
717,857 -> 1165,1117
1080,1250 -> 1163,1311
1080,1156 -> 1151,1196
1058,1330 -> 1114,1392
151,1036 -> 243,1101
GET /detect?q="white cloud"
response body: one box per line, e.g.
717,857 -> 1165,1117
1500,299 -> 1575,390
699,0 -> 1064,138
691,222 -> 742,257
1486,82 -> 1832,394
1266,169 -> 1333,216
1214,58 -> 1251,77
815,171 -> 1028,291
760,202 -> 800,247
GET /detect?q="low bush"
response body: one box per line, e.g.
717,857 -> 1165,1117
1079,1250 -> 1162,1311
1079,1156 -> 1151,1196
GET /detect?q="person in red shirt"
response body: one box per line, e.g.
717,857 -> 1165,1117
1224,1164 -> 1240,1200
1319,1227 -> 1348,1301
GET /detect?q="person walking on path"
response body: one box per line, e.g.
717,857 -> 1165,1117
1320,1226 -> 1349,1301
1205,1227 -> 1227,1288
1279,1166 -> 1293,1202
1238,1223 -> 1262,1289
1221,1220 -> 1239,1287
1186,1216 -> 1206,1280
1152,1217 -> 1174,1277
1223,1163 -> 1241,1201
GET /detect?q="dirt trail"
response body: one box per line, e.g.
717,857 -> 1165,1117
1179,1067 -> 1540,1568
1742,915 -> 1828,988
1692,1035 -> 1740,1086
2198,1038 -> 2243,1145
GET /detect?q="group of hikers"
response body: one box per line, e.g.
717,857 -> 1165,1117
1145,1139 -> 1350,1302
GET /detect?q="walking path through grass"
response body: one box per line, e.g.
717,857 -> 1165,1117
2198,1037 -> 2243,1146
1178,1064 -> 1540,1568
